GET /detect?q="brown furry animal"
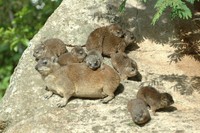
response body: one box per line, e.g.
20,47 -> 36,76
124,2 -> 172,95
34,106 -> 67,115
85,50 -> 104,70
57,46 -> 86,66
137,86 -> 174,115
127,99 -> 151,125
86,24 -> 125,55
33,38 -> 68,60
35,57 -> 120,107
102,30 -> 136,57
111,52 -> 138,80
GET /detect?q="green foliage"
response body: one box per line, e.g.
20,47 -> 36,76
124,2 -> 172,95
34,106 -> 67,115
120,0 -> 199,25
152,0 -> 193,25
119,0 -> 127,12
0,0 -> 62,99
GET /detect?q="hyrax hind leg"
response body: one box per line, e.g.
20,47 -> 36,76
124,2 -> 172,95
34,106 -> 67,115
101,87 -> 115,103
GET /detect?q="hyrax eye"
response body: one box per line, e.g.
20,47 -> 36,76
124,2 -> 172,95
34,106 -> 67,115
42,60 -> 48,65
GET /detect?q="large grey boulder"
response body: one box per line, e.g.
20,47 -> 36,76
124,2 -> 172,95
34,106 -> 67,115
1,0 -> 200,132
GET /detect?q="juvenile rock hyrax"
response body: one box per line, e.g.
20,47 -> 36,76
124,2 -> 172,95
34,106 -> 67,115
33,38 -> 68,60
137,86 -> 174,115
111,52 -> 138,80
35,57 -> 120,107
86,24 -> 125,54
85,50 -> 104,70
57,46 -> 86,66
127,99 -> 151,125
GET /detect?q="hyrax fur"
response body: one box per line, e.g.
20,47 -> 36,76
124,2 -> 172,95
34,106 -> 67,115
137,86 -> 174,115
111,52 -> 138,80
33,38 -> 68,60
35,57 -> 120,107
58,46 -> 86,66
127,99 -> 151,125
85,50 -> 104,70
102,30 -> 136,57
86,24 -> 125,55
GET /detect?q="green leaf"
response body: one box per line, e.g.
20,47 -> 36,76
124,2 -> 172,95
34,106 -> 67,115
119,0 -> 127,13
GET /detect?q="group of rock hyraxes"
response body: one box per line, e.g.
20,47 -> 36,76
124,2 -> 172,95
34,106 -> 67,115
33,24 -> 174,126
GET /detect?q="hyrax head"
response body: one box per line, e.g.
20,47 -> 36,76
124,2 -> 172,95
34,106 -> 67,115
124,31 -> 136,44
124,60 -> 138,77
108,24 -> 125,38
71,46 -> 87,61
35,57 -> 59,77
124,66 -> 138,77
85,55 -> 101,70
33,43 -> 46,60
134,110 -> 150,125
160,93 -> 174,108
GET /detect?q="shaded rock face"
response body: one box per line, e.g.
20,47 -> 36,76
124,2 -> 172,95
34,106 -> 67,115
0,0 -> 200,133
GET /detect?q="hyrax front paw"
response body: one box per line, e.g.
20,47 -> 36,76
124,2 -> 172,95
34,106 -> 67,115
44,91 -> 53,99
57,98 -> 68,108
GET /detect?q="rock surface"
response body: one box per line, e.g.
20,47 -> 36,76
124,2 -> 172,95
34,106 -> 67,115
0,0 -> 200,133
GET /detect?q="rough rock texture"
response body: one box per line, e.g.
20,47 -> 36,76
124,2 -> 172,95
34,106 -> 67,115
0,0 -> 200,133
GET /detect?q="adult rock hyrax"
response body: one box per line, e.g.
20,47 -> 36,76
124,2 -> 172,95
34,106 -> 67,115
102,30 -> 136,57
137,86 -> 174,115
127,99 -> 151,125
86,24 -> 124,54
85,50 -> 104,70
35,57 -> 120,107
57,46 -> 86,66
111,52 -> 138,80
33,38 -> 68,60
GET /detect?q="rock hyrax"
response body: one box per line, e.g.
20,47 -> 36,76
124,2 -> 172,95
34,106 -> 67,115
85,50 -> 104,70
111,52 -> 138,80
127,99 -> 151,125
57,46 -> 86,66
35,57 -> 120,107
86,24 -> 124,54
102,30 -> 136,57
33,38 -> 68,60
137,86 -> 174,115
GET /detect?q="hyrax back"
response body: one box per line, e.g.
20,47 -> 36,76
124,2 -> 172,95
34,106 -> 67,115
86,24 -> 124,54
137,86 -> 174,115
35,57 -> 120,107
127,99 -> 151,125
85,50 -> 104,70
33,38 -> 68,60
57,46 -> 86,66
111,52 -> 138,80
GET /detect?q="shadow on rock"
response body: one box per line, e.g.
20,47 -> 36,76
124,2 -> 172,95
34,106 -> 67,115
125,43 -> 140,53
157,106 -> 177,113
128,72 -> 142,82
141,74 -> 200,95
114,83 -> 124,96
